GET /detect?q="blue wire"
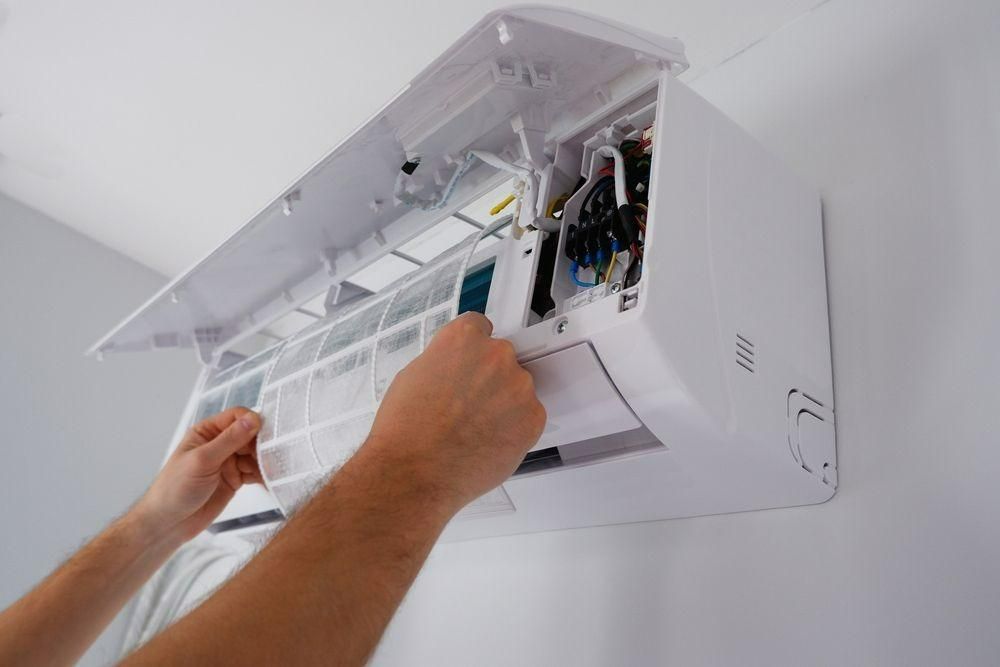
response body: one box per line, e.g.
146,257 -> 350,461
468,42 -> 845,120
569,263 -> 592,288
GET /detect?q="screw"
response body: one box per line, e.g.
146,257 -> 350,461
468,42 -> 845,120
610,282 -> 622,293
555,320 -> 568,334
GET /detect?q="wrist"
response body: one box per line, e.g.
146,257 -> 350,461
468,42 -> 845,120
125,499 -> 188,551
349,434 -> 465,525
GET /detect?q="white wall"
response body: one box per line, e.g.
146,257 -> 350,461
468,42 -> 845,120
0,193 -> 197,665
4,0 -> 998,664
372,1 -> 1000,665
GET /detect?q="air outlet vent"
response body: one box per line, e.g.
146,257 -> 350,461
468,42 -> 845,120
736,333 -> 755,373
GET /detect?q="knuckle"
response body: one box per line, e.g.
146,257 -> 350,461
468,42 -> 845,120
496,338 -> 517,358
458,311 -> 490,329
520,366 -> 535,383
438,320 -> 476,346
455,318 -> 481,336
531,400 -> 547,427
516,369 -> 535,393
487,339 -> 516,364
437,318 -> 462,336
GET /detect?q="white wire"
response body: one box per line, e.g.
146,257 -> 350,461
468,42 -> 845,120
468,150 -> 532,180
596,145 -> 629,211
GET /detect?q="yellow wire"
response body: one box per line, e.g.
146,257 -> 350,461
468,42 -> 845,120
606,252 -> 618,284
490,193 -> 516,216
545,194 -> 568,219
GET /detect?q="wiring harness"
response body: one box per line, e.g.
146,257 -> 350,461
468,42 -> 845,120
563,134 -> 651,289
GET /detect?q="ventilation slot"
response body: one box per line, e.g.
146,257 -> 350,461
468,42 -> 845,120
736,333 -> 755,373
209,509 -> 283,534
512,426 -> 665,478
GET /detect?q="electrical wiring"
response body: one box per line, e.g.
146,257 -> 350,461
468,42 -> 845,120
595,145 -> 629,210
579,175 -> 615,212
534,192 -> 570,234
482,213 -> 515,237
469,150 -> 531,179
635,202 -> 648,233
624,252 -> 642,288
564,128 -> 653,290
545,197 -> 558,218
569,263 -> 593,288
546,193 -> 569,219
605,251 -> 618,284
490,193 -> 516,216
468,150 -> 540,239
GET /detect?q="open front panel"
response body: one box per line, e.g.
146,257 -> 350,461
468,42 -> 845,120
91,7 -> 686,363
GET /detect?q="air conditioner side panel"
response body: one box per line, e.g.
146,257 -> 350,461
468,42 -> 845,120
591,72 -> 835,517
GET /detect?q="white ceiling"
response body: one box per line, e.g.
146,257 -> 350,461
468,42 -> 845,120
0,0 -> 828,278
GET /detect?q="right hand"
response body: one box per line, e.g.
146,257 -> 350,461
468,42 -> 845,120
365,312 -> 546,514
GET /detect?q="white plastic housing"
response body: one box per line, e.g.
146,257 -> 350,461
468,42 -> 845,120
94,6 -> 835,540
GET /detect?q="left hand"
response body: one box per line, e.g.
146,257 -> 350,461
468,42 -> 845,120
134,407 -> 263,542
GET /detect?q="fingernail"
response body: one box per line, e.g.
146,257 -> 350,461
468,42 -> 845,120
239,414 -> 259,431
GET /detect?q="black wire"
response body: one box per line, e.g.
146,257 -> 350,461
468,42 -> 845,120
578,175 -> 615,222
624,254 -> 642,288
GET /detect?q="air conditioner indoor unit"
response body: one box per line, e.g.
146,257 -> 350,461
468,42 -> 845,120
92,5 -> 836,541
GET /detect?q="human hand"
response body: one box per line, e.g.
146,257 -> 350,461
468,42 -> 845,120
364,312 -> 546,515
133,407 -> 263,542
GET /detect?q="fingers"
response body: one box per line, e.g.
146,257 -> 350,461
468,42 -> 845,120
235,455 -> 257,474
216,454 -> 262,494
196,410 -> 261,470
452,311 -> 494,337
186,406 -> 258,447
221,456 -> 242,492
236,455 -> 262,481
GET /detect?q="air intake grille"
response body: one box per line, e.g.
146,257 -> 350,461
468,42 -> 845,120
736,333 -> 755,373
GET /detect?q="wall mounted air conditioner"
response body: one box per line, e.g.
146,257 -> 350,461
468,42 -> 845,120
92,5 -> 836,541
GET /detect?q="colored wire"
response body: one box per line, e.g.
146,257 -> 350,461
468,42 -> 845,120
569,263 -> 592,288
546,193 -> 569,219
606,251 -> 618,284
596,145 -> 629,210
468,150 -> 538,239
490,193 -> 516,215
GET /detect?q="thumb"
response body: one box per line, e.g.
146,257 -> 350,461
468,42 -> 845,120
198,411 -> 260,469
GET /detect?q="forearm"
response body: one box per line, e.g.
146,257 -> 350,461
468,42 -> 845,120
0,509 -> 186,667
123,438 -> 458,667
